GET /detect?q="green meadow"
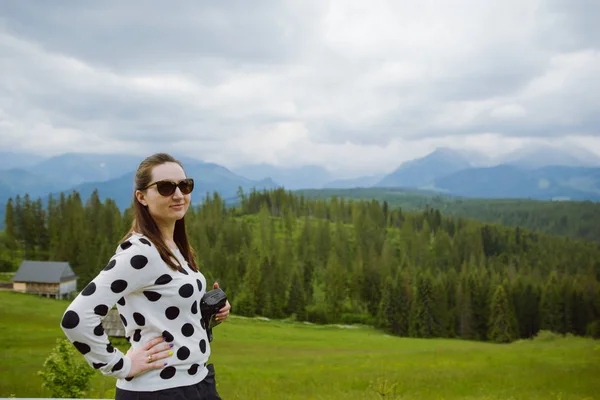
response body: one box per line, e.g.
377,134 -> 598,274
1,291 -> 599,400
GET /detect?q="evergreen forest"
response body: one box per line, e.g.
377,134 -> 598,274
3,188 -> 600,344
297,188 -> 600,244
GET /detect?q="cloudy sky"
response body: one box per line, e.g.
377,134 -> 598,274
1,0 -> 599,176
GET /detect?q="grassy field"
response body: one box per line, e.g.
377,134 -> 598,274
1,291 -> 599,400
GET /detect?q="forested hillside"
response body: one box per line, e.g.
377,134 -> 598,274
297,188 -> 600,243
3,188 -> 600,343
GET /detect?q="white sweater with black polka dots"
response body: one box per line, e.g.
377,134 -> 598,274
60,233 -> 211,392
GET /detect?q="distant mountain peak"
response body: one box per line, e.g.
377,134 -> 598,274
231,163 -> 332,190
431,146 -> 463,156
375,148 -> 472,188
500,143 -> 600,168
401,147 -> 471,169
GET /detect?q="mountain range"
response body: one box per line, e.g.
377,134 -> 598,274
0,152 -> 279,212
0,144 -> 599,229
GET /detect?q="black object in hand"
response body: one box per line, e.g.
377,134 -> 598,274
200,288 -> 227,342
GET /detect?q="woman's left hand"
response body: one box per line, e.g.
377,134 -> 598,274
216,300 -> 231,322
212,281 -> 231,322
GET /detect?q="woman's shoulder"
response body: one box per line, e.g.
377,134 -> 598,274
114,232 -> 161,259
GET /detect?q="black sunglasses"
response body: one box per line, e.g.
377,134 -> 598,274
142,178 -> 194,196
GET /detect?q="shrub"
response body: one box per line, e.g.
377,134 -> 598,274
38,338 -> 96,398
306,304 -> 328,324
586,321 -> 600,339
341,312 -> 375,326
533,330 -> 563,342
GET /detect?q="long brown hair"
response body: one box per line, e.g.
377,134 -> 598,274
120,153 -> 198,273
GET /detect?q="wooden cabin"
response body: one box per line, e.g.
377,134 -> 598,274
103,308 -> 126,337
12,260 -> 78,299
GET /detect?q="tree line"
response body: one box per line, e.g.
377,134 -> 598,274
3,188 -> 600,342
297,188 -> 600,244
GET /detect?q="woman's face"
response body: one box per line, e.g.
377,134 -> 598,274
137,162 -> 191,225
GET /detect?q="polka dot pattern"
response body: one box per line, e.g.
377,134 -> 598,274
111,358 -> 124,372
165,306 -> 180,320
103,260 -> 116,271
160,366 -> 176,380
162,330 -> 174,342
73,341 -> 91,354
181,323 -> 194,337
143,291 -> 161,302
60,234 -> 213,386
155,274 -> 172,285
177,346 -> 190,360
133,312 -> 146,326
188,364 -> 199,375
94,305 -> 109,316
93,324 -> 104,336
61,310 -> 79,329
130,255 -> 148,270
111,280 -> 128,293
81,282 -> 96,296
179,283 -> 194,298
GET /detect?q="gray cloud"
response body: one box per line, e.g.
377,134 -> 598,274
535,0 -> 600,52
0,0 -> 326,75
0,0 -> 598,174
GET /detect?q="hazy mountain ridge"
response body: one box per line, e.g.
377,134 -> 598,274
0,168 -> 61,205
0,152 -> 48,170
432,165 -> 600,201
323,174 -> 384,189
499,144 -> 600,169
0,153 -> 280,227
231,163 -> 332,190
374,148 -> 472,188
1,144 -> 599,228
61,164 -> 279,210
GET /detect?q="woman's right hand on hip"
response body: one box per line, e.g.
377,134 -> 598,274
126,336 -> 174,378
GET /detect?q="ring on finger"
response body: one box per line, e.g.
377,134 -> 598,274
147,354 -> 153,363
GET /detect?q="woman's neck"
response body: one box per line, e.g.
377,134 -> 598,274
158,222 -> 176,248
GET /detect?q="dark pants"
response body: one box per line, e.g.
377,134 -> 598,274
115,364 -> 222,400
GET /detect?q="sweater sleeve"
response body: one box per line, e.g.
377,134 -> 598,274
60,236 -> 160,379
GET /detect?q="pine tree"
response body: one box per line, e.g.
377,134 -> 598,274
4,199 -> 17,250
488,284 -> 519,343
287,266 -> 307,321
409,272 -> 444,338
233,247 -> 262,317
377,276 -> 395,331
394,269 -> 412,336
457,278 -> 475,340
324,249 -> 346,323
362,248 -> 382,316
540,272 -> 566,334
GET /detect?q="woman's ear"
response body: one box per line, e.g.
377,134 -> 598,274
135,190 -> 148,207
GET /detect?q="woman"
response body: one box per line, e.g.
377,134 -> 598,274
60,153 -> 230,400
